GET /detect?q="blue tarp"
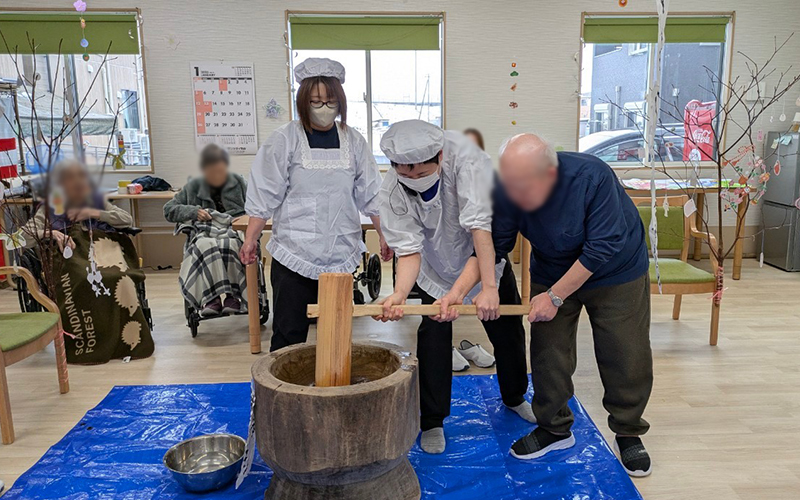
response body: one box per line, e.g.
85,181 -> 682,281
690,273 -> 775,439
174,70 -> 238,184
4,376 -> 642,500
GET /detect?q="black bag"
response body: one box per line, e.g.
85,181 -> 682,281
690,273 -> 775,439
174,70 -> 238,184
131,175 -> 172,192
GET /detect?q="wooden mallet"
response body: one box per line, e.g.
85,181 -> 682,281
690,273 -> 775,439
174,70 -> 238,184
309,273 -> 530,388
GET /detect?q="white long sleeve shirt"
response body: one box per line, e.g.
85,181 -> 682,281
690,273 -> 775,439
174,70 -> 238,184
379,130 -> 502,301
245,120 -> 381,279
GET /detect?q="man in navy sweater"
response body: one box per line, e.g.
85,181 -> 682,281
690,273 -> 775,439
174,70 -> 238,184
499,133 -> 652,476
452,133 -> 653,476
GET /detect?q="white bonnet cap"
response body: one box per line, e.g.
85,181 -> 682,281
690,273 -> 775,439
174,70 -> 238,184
380,120 -> 445,165
294,57 -> 345,84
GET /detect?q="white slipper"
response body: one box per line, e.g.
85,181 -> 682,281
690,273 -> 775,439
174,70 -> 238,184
458,340 -> 496,368
452,347 -> 469,372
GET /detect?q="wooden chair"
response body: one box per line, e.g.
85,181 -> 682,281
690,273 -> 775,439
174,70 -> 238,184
630,196 -> 721,346
0,266 -> 69,444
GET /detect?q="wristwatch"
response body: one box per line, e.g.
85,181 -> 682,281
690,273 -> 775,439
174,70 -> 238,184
546,288 -> 564,307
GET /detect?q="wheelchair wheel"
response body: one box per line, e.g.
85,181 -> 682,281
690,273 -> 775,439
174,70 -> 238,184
259,299 -> 270,325
366,254 -> 382,301
188,310 -> 200,338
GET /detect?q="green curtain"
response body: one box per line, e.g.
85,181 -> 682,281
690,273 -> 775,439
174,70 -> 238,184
0,13 -> 139,55
583,16 -> 729,44
289,15 -> 441,50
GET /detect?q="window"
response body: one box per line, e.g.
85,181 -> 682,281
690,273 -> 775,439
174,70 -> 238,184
0,11 -> 150,172
288,14 -> 443,165
579,15 -> 731,165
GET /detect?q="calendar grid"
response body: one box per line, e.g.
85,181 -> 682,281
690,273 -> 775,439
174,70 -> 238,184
191,62 -> 258,155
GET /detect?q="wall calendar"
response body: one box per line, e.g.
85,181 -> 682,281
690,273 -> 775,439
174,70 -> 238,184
191,62 -> 258,155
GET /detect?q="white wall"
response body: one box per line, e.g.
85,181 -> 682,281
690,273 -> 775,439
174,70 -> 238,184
20,0 -> 800,257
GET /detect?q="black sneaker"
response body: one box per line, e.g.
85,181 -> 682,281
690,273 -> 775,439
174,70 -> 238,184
509,427 -> 576,460
614,436 -> 652,477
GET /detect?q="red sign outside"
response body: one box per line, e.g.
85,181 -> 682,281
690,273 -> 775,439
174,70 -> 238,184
683,100 -> 717,162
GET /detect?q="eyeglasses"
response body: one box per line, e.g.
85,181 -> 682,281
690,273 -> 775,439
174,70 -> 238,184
309,100 -> 339,109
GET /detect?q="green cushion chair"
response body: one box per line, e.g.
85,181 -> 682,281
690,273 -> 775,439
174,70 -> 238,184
0,266 -> 70,445
632,195 -> 721,346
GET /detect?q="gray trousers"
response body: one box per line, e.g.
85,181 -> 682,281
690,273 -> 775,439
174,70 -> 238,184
529,273 -> 653,436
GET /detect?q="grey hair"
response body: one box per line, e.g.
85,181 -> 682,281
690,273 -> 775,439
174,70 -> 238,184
499,133 -> 558,169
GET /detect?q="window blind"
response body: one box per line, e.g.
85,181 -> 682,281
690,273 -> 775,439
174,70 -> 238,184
0,13 -> 140,55
289,15 -> 441,50
583,16 -> 729,44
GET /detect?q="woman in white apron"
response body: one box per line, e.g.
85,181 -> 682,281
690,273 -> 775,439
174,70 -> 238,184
375,120 -> 533,454
241,58 -> 391,351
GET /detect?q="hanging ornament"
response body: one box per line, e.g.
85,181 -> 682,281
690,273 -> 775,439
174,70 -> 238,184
511,62 -> 517,68
619,0 -> 628,6
511,120 -> 517,125
509,102 -> 519,109
510,70 -> 519,77
510,83 -> 517,91
774,160 -> 781,176
75,1 -> 89,61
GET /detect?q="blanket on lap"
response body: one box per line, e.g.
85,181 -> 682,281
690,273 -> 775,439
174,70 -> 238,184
176,211 -> 247,310
56,227 -> 154,364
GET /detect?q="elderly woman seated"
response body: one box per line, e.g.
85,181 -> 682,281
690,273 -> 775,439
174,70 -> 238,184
19,159 -> 154,364
164,144 -> 247,317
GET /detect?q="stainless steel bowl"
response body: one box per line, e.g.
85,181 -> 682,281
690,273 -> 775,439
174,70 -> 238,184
163,433 -> 246,492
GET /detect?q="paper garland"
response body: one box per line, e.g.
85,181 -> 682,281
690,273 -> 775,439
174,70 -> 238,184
74,0 -> 89,61
643,0 -> 669,293
509,61 -> 519,126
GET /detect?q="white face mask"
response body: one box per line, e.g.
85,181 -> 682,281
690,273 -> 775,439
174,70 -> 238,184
310,105 -> 339,129
398,170 -> 440,193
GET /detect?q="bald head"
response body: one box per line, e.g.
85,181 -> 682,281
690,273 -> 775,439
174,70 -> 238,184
498,133 -> 559,212
500,133 -> 558,174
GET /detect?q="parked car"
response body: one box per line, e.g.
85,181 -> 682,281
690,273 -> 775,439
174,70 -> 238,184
579,125 -> 685,164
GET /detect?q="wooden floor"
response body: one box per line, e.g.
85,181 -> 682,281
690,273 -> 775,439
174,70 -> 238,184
1,260 -> 799,499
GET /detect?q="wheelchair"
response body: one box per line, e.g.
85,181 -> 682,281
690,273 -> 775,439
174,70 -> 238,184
352,229 -> 383,304
14,227 -> 154,332
176,226 -> 270,338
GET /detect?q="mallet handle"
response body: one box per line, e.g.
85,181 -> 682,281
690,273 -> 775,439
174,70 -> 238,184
307,304 -> 530,318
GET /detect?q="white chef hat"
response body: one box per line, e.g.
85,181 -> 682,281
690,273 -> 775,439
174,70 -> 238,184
294,57 -> 346,84
380,120 -> 445,165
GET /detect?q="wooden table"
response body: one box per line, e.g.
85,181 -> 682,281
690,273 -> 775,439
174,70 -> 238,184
107,191 -> 176,261
232,214 -> 376,354
623,184 -> 748,280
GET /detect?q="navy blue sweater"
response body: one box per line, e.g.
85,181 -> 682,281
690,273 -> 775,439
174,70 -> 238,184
493,152 -> 648,290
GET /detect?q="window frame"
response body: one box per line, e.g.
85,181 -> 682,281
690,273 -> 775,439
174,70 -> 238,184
577,11 -> 736,170
284,10 -> 446,162
1,7 -> 154,174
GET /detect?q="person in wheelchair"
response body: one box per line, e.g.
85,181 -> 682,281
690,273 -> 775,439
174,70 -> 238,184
164,144 -> 248,317
18,159 -> 154,364
20,160 -> 134,252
